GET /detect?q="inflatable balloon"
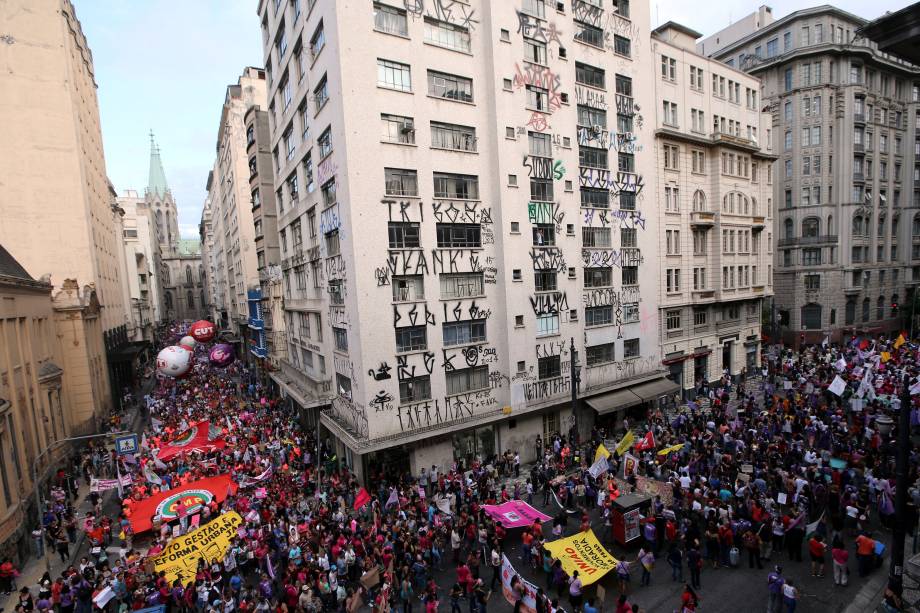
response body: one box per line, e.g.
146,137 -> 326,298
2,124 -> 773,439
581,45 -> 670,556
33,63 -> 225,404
156,346 -> 193,378
209,343 -> 235,368
178,336 -> 197,350
189,320 -> 216,343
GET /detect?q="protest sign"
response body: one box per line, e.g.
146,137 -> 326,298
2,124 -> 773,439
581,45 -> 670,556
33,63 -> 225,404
483,501 -> 551,528
90,474 -> 133,493
588,456 -> 608,479
501,554 -> 540,613
129,474 -> 238,534
594,444 -> 611,464
151,511 -> 242,586
828,375 -> 846,396
622,453 -> 639,478
543,529 -> 619,585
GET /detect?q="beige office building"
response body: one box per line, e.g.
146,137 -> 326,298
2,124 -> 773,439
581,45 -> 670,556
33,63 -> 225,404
117,190 -> 163,342
651,22 -> 775,392
704,5 -> 920,345
0,0 -> 138,427
258,0 -> 673,479
202,68 -> 267,350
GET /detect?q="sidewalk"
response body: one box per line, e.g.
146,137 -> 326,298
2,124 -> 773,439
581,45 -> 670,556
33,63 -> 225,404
1,400 -> 145,610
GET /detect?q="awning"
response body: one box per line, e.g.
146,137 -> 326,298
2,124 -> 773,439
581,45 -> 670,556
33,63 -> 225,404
586,388 -> 643,415
630,377 -> 680,402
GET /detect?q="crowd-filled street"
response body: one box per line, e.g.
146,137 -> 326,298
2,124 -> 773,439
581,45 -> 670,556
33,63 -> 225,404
2,323 -> 919,613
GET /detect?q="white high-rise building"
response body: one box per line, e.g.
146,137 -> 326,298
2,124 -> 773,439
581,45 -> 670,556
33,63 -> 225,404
258,0 -> 673,479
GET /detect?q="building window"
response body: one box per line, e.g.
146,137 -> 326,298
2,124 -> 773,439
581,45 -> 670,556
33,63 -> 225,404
310,21 -> 326,58
534,270 -> 557,292
662,101 -> 678,127
581,227 -> 611,248
440,273 -> 484,299
583,267 -> 612,288
524,37 -> 548,65
333,327 -> 348,352
622,266 -> 638,285
586,343 -> 614,366
388,222 -> 420,248
313,75 -> 329,108
374,2 -> 409,36
663,144 -> 679,170
424,17 -> 471,53
399,376 -> 431,404
661,55 -> 677,81
533,224 -> 555,246
431,122 -> 477,152
574,21 -> 604,48
434,172 -> 479,199
613,34 -> 631,57
442,320 -> 487,347
436,223 -> 481,248
623,338 -> 640,359
384,167 -> 419,196
381,114 -> 415,144
666,309 -> 681,331
392,275 -> 424,301
427,70 -> 473,102
804,274 -> 820,290
538,356 -> 561,380
666,268 -> 681,292
317,126 -> 332,158
536,313 -> 559,337
396,326 -> 427,352
585,306 -> 613,327
575,62 -> 605,89
446,365 -> 489,395
378,58 -> 412,91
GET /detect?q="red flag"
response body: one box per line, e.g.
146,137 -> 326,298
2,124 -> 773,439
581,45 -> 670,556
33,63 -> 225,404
156,421 -> 226,462
353,487 -> 371,510
129,474 -> 237,534
859,339 -> 870,350
634,431 -> 656,451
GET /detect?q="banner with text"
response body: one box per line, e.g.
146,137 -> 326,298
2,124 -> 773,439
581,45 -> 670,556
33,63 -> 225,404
151,511 -> 242,585
543,529 -> 619,585
483,500 -> 551,528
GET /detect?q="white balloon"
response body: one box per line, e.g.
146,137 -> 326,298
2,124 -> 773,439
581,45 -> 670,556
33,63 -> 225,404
156,346 -> 193,378
178,336 -> 197,349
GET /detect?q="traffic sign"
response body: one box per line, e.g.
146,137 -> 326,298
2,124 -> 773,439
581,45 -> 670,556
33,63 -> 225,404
114,433 -> 138,456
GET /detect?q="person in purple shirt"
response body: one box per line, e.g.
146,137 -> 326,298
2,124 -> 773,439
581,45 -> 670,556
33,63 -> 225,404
767,565 -> 785,613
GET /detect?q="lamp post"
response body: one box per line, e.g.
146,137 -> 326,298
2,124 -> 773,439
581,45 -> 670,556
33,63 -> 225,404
31,430 -> 132,573
875,373 -> 912,597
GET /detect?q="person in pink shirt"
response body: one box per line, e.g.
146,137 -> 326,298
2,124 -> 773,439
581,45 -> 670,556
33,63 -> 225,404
831,537 -> 849,586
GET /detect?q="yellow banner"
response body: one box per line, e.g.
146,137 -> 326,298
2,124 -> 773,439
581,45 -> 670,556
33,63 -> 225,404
614,431 -> 635,456
594,444 -> 611,464
881,351 -> 891,363
895,334 -> 906,350
543,529 -> 619,585
152,511 -> 242,586
657,443 -> 685,456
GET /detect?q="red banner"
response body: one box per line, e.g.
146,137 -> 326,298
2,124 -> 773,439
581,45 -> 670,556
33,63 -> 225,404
129,474 -> 237,534
353,487 -> 371,510
634,431 -> 655,451
156,421 -> 226,461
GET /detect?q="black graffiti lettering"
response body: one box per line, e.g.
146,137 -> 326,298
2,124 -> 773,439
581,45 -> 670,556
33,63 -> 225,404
574,86 -> 607,110
524,155 -> 553,179
528,247 -> 566,272
572,0 -> 603,26
369,390 -> 394,412
529,291 -> 569,316
403,0 -> 478,30
374,267 -> 390,286
368,362 -> 392,381
535,340 -> 566,359
523,375 -> 572,401
576,125 -> 609,149
578,167 -> 611,189
611,171 -> 644,196
393,303 -> 435,328
441,352 -> 456,372
423,351 -> 435,374
384,199 -> 424,223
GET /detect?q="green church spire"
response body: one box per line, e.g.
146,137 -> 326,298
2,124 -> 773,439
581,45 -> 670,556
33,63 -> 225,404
147,130 -> 169,198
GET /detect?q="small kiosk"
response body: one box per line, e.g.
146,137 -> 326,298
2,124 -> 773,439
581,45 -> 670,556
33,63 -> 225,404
610,492 -> 653,547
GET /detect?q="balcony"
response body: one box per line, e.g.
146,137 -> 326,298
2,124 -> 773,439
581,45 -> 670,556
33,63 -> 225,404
777,234 -> 839,247
751,284 -> 765,294
854,143 -> 864,154
844,282 -> 863,295
752,215 -> 766,230
711,131 -> 758,151
692,289 -> 716,302
690,211 -> 716,227
853,112 -> 865,124
248,318 -> 264,331
853,172 -> 865,182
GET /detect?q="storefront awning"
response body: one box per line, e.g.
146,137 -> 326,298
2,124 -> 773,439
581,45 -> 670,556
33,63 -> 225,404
586,388 -> 643,415
630,377 -> 680,402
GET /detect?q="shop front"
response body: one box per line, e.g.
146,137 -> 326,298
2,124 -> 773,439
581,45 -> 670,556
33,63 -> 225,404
585,376 -> 680,431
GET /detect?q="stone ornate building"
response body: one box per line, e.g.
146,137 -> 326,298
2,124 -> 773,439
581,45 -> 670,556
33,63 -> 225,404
0,245 -> 76,565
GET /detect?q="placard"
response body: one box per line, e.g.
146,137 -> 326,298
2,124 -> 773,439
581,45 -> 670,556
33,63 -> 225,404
624,509 -> 641,542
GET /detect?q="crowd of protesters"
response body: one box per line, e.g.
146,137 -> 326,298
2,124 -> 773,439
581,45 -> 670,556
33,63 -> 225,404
4,326 -> 920,613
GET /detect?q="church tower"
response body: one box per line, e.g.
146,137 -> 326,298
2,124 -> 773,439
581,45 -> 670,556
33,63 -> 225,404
146,132 -> 179,257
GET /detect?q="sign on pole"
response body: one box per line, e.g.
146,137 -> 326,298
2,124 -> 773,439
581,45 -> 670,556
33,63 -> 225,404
114,434 -> 139,456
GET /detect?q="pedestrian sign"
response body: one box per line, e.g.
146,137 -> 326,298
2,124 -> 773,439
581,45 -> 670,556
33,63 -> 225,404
114,433 -> 138,456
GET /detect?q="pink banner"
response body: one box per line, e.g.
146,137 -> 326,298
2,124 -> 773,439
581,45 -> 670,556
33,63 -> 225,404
483,501 -> 551,528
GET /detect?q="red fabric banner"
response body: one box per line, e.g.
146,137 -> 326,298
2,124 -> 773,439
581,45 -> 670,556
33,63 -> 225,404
353,487 -> 371,510
129,474 -> 237,534
156,421 -> 226,461
634,431 -> 655,451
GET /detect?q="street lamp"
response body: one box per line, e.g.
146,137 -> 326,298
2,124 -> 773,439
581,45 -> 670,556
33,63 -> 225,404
31,430 -> 131,573
874,375 -> 912,597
